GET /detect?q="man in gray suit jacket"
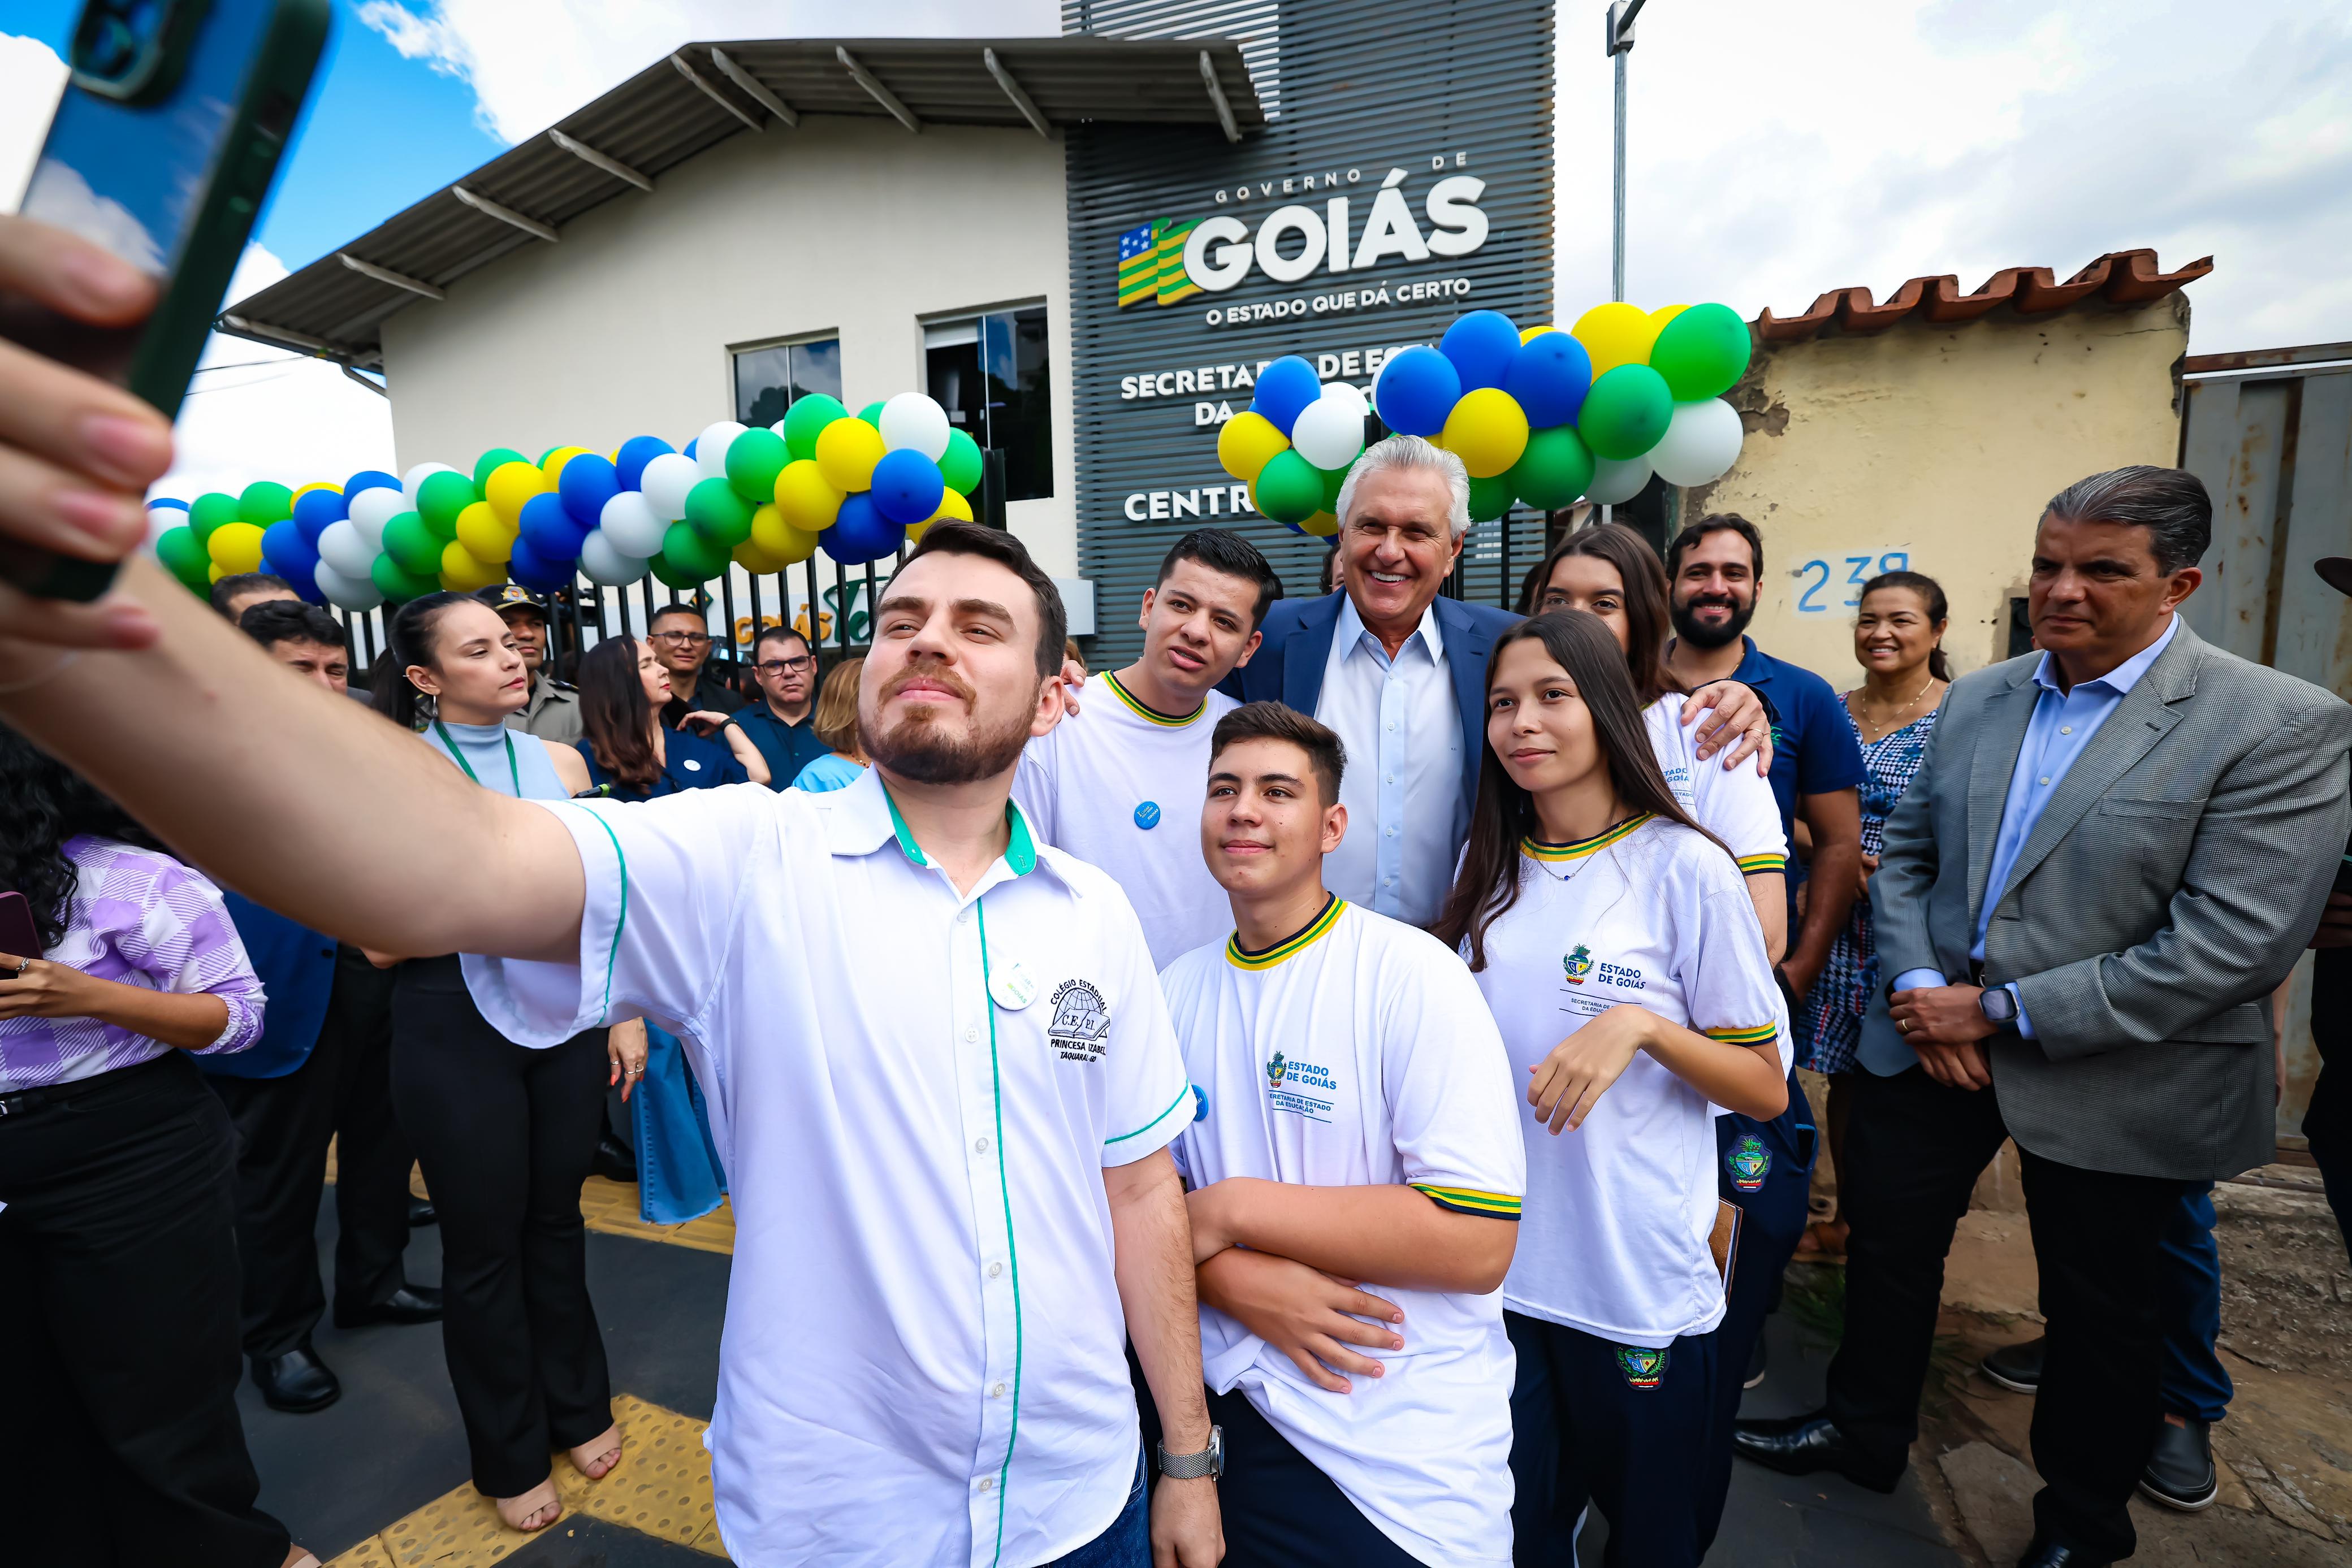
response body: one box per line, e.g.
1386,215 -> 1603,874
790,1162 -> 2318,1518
1732,467 -> 2352,1567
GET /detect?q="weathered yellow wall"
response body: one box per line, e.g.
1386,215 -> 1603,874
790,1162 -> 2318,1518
1692,295 -> 2191,689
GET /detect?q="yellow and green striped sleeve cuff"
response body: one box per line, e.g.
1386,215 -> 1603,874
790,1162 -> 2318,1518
1412,1184 -> 1522,1220
1704,1023 -> 1780,1047
1736,853 -> 1787,874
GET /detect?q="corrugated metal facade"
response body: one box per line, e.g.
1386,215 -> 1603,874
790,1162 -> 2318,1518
1062,0 -> 1557,666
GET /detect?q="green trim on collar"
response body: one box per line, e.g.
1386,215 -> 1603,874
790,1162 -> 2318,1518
880,781 -> 929,867
878,782 -> 1037,877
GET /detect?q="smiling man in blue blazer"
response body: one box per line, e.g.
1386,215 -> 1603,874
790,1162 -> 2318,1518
1221,435 -> 1515,926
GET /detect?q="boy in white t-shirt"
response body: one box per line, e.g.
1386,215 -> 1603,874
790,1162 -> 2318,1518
1155,702 -> 1526,1568
1015,530 -> 1282,967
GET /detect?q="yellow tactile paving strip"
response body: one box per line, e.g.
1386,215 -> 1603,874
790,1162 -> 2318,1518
327,1142 -> 738,1258
323,1394 -> 729,1566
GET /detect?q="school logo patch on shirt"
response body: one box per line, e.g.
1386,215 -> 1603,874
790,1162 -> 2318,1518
1727,1134 -> 1771,1192
1616,1345 -> 1670,1389
1046,980 -> 1110,1064
1263,1051 -> 1337,1123
1563,944 -> 1596,984
1133,801 -> 1161,830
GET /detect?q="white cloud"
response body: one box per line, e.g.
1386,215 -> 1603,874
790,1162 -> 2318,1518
0,31 -> 68,211
19,157 -> 165,272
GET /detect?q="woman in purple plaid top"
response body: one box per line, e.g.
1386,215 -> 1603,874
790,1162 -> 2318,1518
0,727 -> 316,1568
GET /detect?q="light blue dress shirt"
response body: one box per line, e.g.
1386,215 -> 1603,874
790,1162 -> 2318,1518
1891,616 -> 2181,1041
1315,594 -> 1465,926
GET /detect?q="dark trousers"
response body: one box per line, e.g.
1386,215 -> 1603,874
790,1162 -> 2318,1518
390,956 -> 613,1497
207,947 -> 416,1358
1826,1063 -> 2193,1560
1507,1310 -> 1720,1568
0,1054 -> 291,1566
1698,1067 -> 1815,1551
2158,1184 -> 2232,1423
2307,947 -> 2352,1257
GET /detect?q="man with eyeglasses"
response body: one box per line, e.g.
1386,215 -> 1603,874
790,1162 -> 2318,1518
736,625 -> 831,791
648,601 -> 746,731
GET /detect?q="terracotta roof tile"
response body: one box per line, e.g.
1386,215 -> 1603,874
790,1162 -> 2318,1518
1753,249 -> 2213,342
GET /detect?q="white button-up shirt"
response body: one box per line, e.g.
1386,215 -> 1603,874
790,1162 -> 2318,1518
1316,594 -> 1466,926
462,768 -> 1192,1567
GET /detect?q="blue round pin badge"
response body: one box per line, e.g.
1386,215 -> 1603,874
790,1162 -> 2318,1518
1191,1084 -> 1210,1122
1134,801 -> 1161,830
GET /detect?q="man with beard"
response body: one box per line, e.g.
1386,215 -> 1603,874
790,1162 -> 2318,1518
1662,513 -> 1865,1541
0,522 -> 1224,1568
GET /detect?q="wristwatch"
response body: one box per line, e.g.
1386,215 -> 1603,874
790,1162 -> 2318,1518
1158,1426 -> 1224,1480
1978,986 -> 2019,1028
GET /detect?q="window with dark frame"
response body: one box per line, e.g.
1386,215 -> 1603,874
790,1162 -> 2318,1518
733,337 -> 843,429
924,306 -> 1053,503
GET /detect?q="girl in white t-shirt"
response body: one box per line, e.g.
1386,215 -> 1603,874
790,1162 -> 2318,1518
1432,609 -> 1789,1568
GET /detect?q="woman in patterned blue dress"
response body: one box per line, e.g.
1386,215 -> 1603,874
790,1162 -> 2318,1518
1800,571 -> 1951,1257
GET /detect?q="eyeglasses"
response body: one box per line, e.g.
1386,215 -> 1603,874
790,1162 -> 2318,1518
648,631 -> 712,647
756,656 -> 813,675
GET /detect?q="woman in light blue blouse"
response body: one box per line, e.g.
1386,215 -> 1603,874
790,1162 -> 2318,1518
790,655 -> 870,792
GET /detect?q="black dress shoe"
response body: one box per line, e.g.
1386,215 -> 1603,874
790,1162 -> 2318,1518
1730,1411 -> 1903,1493
1981,1335 -> 2044,1394
2015,1534 -> 2113,1567
2139,1416 -> 2217,1511
408,1197 -> 437,1227
253,1346 -> 341,1413
334,1283 -> 444,1328
592,1133 -> 638,1184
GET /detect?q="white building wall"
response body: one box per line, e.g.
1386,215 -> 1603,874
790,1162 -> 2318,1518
378,115 -> 1079,576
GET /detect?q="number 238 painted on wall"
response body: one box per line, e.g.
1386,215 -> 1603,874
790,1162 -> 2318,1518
1793,552 -> 1910,614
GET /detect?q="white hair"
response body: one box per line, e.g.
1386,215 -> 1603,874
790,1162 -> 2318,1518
1333,434 -> 1472,540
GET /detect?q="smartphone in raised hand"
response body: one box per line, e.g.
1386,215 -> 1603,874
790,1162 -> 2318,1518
0,0 -> 330,602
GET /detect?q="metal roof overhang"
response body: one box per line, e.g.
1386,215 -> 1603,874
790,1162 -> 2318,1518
222,37 -> 1265,370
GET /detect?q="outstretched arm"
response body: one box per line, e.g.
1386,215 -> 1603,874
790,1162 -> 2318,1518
0,557 -> 585,961
1187,1179 -> 1516,1294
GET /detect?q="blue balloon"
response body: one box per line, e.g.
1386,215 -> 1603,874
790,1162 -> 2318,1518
344,469 -> 400,496
557,452 -> 620,528
869,448 -> 945,527
261,517 -> 318,582
824,492 -> 905,566
683,437 -> 699,461
1502,331 -> 1594,428
1249,356 -> 1324,436
147,496 -> 189,512
507,536 -> 570,594
615,435 -> 673,491
1372,345 -> 1462,437
517,490 -> 587,562
1438,310 -> 1521,392
290,486 -> 348,543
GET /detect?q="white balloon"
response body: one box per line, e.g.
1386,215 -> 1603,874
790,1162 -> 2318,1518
878,392 -> 952,460
640,453 -> 703,521
769,420 -> 789,439
345,486 -> 404,548
314,560 -> 382,610
695,421 -> 747,482
1645,398 -> 1746,487
1585,455 -> 1652,505
578,530 -> 650,587
1290,392 -> 1367,471
401,461 -> 456,507
1321,380 -> 1370,418
315,518 -> 376,578
598,490 -> 667,557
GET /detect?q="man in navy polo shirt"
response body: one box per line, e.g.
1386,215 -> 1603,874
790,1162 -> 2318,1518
734,625 -> 831,790
1663,512 -> 1866,1552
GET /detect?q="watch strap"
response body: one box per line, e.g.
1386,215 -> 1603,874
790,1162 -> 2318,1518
1158,1427 -> 1221,1480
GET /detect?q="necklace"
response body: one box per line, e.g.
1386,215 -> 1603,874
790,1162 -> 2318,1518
433,720 -> 522,796
1853,672 -> 1936,738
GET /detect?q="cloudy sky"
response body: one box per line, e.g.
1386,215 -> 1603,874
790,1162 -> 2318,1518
3,0 -> 2347,505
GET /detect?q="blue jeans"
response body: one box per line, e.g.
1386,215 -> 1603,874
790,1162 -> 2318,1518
2158,1183 -> 2232,1424
1044,1452 -> 1150,1568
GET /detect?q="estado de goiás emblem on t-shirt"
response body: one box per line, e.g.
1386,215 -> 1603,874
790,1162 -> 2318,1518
1727,1134 -> 1771,1192
1265,1051 -> 1287,1086
1047,980 -> 1110,1065
1563,944 -> 1595,984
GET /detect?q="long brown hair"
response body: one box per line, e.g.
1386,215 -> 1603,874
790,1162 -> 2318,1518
577,635 -> 660,787
1432,610 -> 1731,971
1517,523 -> 1682,705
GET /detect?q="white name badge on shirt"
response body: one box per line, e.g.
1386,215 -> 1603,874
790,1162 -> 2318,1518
990,961 -> 1039,1011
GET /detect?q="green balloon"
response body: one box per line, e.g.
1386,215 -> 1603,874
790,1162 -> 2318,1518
939,427 -> 984,496
1577,365 -> 1674,462
1466,473 -> 1515,523
648,551 -> 702,592
1508,425 -> 1597,510
661,519 -> 729,581
237,481 -> 293,526
189,491 -> 240,543
725,427 -> 790,505
155,525 -> 210,589
685,476 -> 755,547
416,470 -> 475,539
473,447 -> 528,491
1253,449 -> 1325,526
382,510 -> 443,575
858,400 -> 886,428
1648,303 -> 1752,402
782,395 -> 849,462
370,551 -> 439,604
1318,460 -> 1350,512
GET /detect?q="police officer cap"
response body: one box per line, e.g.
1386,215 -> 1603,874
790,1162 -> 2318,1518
479,584 -> 549,614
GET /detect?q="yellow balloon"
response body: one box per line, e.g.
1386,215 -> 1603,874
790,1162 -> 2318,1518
291,480 -> 341,498
486,460 -> 547,525
814,417 -> 885,493
208,562 -> 227,584
1517,324 -> 1558,344
206,521 -> 266,573
910,487 -> 974,543
1439,387 -> 1530,478
749,503 -> 820,566
1571,302 -> 1663,378
454,500 -> 515,563
541,445 -> 590,483
1216,411 -> 1290,483
440,540 -> 503,591
775,457 -> 845,532
1649,304 -> 1689,330
733,540 -> 785,575
1296,509 -> 1340,538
